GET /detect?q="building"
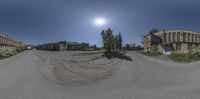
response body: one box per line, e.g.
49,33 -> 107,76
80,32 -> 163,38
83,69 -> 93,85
144,30 -> 200,54
67,42 -> 89,50
0,33 -> 23,48
35,41 -> 68,51
35,41 -> 90,51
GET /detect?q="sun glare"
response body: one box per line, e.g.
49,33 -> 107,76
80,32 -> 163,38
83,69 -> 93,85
93,18 -> 107,26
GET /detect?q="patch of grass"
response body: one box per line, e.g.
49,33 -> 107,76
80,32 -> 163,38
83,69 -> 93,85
142,52 -> 161,56
75,51 -> 104,56
169,53 -> 200,63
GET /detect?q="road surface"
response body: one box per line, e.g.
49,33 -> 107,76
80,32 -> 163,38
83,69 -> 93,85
0,50 -> 200,99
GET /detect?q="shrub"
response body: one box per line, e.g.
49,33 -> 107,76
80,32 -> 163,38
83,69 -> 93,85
142,52 -> 161,56
169,53 -> 191,62
192,52 -> 200,60
169,52 -> 200,63
0,47 -> 17,57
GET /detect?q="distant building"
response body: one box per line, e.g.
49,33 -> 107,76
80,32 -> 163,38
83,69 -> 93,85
35,41 -> 68,51
67,42 -> 89,50
25,45 -> 34,50
35,41 -> 90,51
144,30 -> 200,54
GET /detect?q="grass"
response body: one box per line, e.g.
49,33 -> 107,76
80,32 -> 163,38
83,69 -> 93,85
142,52 -> 161,56
169,53 -> 200,63
75,51 -> 104,56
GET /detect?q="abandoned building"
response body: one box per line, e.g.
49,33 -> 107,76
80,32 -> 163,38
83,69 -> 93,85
35,41 -> 90,51
0,33 -> 23,48
144,30 -> 200,54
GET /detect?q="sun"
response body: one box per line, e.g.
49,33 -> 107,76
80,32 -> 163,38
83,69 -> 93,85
93,17 -> 107,26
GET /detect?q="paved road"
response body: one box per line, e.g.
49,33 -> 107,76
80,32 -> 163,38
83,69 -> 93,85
0,51 -> 200,99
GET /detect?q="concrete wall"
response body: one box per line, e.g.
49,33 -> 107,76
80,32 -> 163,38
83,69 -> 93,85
181,43 -> 188,53
0,34 -> 22,48
144,30 -> 200,54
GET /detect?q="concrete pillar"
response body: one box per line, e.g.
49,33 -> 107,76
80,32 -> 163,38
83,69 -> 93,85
175,32 -> 177,42
166,33 -> 168,43
171,32 -> 173,42
186,33 -> 188,42
180,32 -> 183,42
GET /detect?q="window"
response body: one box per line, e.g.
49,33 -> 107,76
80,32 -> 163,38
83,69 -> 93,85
188,33 -> 190,42
192,34 -> 194,42
173,32 -> 176,42
177,32 -> 180,42
168,33 -> 171,42
183,32 -> 186,42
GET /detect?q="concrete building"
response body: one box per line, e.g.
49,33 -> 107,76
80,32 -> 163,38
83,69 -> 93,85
35,41 -> 90,51
67,42 -> 89,51
144,30 -> 200,54
0,33 -> 23,48
35,41 -> 68,51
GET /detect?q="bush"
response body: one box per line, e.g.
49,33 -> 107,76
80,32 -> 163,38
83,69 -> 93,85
192,52 -> 200,60
169,52 -> 200,63
142,52 -> 161,56
0,47 -> 17,57
169,53 -> 191,62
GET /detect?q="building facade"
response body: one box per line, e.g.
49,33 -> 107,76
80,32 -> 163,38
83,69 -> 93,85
0,33 -> 23,48
35,41 -> 90,51
144,30 -> 200,54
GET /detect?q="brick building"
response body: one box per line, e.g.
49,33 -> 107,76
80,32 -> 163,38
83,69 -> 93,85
144,30 -> 200,54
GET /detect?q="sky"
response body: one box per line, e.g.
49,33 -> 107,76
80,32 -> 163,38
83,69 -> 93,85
0,0 -> 200,46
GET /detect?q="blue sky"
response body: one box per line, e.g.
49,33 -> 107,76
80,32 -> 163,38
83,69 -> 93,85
0,0 -> 200,46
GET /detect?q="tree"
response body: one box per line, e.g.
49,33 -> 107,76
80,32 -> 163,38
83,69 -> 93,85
101,28 -> 115,52
149,28 -> 158,35
118,33 -> 122,51
125,44 -> 130,50
115,35 -> 119,50
101,29 -> 124,52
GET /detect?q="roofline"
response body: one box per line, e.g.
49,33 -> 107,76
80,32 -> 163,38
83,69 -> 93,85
144,29 -> 200,37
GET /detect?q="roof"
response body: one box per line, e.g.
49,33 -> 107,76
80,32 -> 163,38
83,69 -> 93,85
0,33 -> 8,37
144,29 -> 200,37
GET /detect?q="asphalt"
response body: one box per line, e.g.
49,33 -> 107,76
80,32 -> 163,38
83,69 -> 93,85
0,50 -> 200,99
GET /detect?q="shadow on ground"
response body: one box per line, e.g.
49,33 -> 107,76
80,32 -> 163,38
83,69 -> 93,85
102,52 -> 133,61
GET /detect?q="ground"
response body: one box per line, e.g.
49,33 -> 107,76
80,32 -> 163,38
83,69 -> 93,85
0,50 -> 200,99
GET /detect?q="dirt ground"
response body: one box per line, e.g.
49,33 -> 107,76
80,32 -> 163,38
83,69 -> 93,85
0,50 -> 200,99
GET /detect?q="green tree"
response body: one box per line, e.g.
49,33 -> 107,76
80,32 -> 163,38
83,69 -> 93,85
125,44 -> 130,50
149,28 -> 158,35
101,28 -> 115,52
118,33 -> 122,51
115,35 -> 119,50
